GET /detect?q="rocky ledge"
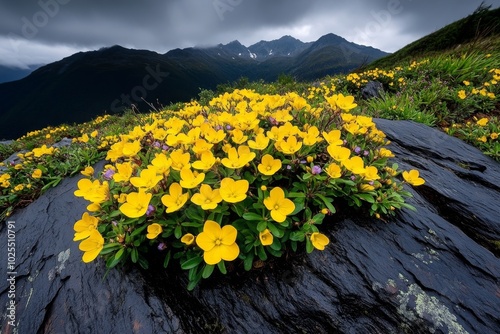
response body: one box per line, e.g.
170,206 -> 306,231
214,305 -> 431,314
1,119 -> 499,333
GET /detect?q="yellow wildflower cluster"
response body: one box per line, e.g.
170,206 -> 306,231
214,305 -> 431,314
72,88 -> 421,289
458,69 -> 499,100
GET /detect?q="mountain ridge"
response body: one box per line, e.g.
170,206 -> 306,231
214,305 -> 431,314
0,32 -> 388,139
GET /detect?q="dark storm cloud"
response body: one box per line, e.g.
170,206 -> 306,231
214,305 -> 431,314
0,0 -> 497,68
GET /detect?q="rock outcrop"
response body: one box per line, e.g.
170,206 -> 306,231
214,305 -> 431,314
1,120 -> 499,333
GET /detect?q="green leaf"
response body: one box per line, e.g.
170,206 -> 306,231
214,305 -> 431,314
202,264 -> 215,279
130,224 -> 148,238
131,248 -> 138,263
163,251 -> 171,268
114,247 -> 125,261
181,256 -> 203,270
267,222 -> 284,238
243,253 -> 254,271
256,221 -> 267,232
243,212 -> 263,221
306,237 -> 314,254
217,261 -> 227,274
257,245 -> 268,261
288,192 -> 306,198
356,193 -> 376,203
174,225 -> 182,239
315,194 -> 336,213
289,231 -> 305,241
100,243 -> 122,255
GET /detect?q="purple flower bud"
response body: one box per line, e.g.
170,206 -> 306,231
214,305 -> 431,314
153,141 -> 161,148
343,140 -> 348,145
215,125 -> 222,131
364,150 -> 369,156
226,125 -> 233,130
157,243 -> 167,251
287,165 -> 292,170
354,147 -> 361,154
162,145 -> 169,151
300,160 -> 307,164
146,205 -> 155,216
103,168 -> 115,180
351,176 -> 356,181
312,165 -> 322,175
112,221 -> 118,227
369,181 -> 374,185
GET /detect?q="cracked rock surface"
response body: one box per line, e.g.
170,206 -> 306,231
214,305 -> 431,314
1,120 -> 499,333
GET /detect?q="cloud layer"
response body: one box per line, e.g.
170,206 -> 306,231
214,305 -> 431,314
0,0 -> 495,68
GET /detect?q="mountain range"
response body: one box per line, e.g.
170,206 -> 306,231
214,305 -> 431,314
0,33 -> 388,139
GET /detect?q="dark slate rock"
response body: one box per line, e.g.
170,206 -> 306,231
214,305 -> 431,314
361,81 -> 384,99
1,120 -> 499,334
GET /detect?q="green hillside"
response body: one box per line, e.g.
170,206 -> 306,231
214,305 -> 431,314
368,4 -> 500,69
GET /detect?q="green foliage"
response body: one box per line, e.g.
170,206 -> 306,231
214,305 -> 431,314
368,5 -> 500,69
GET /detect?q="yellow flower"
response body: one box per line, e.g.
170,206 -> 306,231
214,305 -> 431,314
119,190 -> 152,218
79,133 -> 90,143
322,129 -> 343,146
491,133 -> 498,140
74,179 -> 109,204
325,163 -> 342,178
81,166 -> 94,177
302,126 -> 321,146
379,148 -> 394,158
73,212 -> 99,241
476,118 -> 488,126
192,151 -> 216,170
122,140 -> 142,158
91,130 -> 98,138
263,187 -> 295,223
477,135 -> 487,143
191,184 -> 223,210
341,113 -> 356,123
146,223 -> 163,239
458,90 -> 467,100
258,154 -> 282,176
275,135 -> 302,155
463,80 -> 470,86
79,229 -> 104,263
196,220 -> 240,265
169,149 -> 191,171
221,146 -> 256,169
130,167 -> 163,190
179,168 -> 205,189
151,153 -> 171,176
219,177 -> 249,203
402,170 -> 425,186
32,169 -> 43,179
363,166 -> 380,181
336,94 -> 357,111
342,156 -> 366,175
259,229 -> 273,246
310,232 -> 330,250
360,183 -> 375,192
247,133 -> 270,150
181,233 -> 195,245
113,162 -> 134,183
327,145 -> 351,162
32,144 -> 55,158
161,182 -> 189,213
231,129 -> 248,144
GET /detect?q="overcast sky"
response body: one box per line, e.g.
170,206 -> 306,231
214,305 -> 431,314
0,0 -> 498,69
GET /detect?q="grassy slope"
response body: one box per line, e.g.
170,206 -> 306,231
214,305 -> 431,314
367,5 -> 500,70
